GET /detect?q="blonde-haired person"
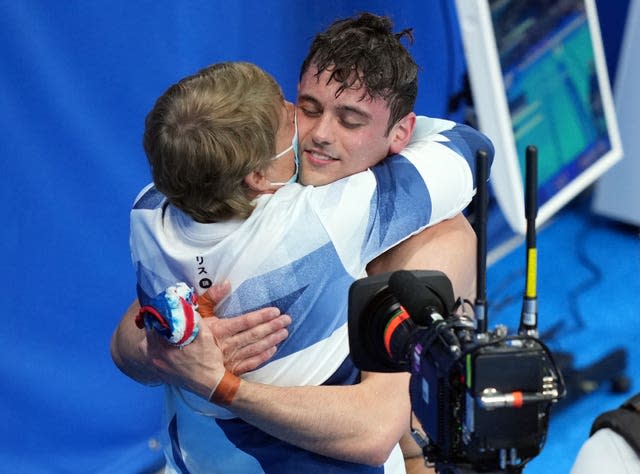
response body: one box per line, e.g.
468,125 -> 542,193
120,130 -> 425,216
143,61 -> 296,223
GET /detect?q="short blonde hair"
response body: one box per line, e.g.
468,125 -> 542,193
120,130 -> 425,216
143,62 -> 284,222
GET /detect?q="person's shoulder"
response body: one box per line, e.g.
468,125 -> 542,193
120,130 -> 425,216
571,428 -> 640,474
132,183 -> 165,211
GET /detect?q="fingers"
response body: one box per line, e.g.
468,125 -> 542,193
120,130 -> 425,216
229,346 -> 278,375
228,326 -> 289,361
226,327 -> 289,374
212,307 -> 286,334
209,312 -> 291,350
205,310 -> 292,375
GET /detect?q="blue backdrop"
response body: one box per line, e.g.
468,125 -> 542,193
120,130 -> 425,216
0,1 -> 630,472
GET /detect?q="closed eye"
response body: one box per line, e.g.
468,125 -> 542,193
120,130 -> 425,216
300,106 -> 321,118
339,118 -> 364,129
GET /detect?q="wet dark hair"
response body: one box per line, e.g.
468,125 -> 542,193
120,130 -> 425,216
300,12 -> 418,133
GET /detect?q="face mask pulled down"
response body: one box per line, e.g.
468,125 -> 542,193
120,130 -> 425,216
269,112 -> 299,187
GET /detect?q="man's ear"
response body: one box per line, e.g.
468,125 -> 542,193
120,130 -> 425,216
388,112 -> 417,154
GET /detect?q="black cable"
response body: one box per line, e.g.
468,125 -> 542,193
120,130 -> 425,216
488,267 -> 526,315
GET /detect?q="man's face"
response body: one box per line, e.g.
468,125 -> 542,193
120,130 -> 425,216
296,66 -> 398,186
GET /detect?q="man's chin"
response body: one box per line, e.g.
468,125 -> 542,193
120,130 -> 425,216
299,170 -> 333,186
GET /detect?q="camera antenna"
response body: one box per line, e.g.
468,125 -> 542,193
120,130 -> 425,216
473,149 -> 490,335
519,145 -> 539,337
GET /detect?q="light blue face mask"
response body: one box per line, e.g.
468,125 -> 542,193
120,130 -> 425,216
269,111 -> 299,186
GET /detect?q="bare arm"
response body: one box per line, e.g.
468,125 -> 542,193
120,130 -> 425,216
110,299 -> 163,385
144,318 -> 411,466
367,213 -> 477,470
232,370 -> 410,465
367,213 -> 476,300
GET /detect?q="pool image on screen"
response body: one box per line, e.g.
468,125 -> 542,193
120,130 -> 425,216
455,0 -> 622,238
495,2 -> 611,208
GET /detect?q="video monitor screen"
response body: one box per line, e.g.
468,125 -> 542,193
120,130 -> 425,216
456,0 -> 621,235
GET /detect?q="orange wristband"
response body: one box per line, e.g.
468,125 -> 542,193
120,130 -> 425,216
208,371 -> 241,405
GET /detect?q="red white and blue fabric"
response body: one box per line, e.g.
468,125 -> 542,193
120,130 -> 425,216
135,282 -> 201,347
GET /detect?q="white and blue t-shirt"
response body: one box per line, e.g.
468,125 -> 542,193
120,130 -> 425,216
130,116 -> 494,473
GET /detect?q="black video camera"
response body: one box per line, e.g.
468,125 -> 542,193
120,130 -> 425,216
348,270 -> 562,473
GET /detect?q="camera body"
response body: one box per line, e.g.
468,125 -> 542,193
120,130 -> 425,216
412,330 -> 550,471
348,270 -> 560,473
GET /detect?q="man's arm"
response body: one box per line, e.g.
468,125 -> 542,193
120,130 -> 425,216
367,213 -> 476,300
231,370 -> 410,465
110,297 -> 292,384
111,300 -> 162,385
367,213 -> 477,473
143,320 -> 411,466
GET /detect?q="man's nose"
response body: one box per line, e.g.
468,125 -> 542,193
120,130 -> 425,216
310,114 -> 334,145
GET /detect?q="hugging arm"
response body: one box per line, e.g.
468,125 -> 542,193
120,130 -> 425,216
229,370 -> 411,465
367,212 -> 477,301
367,212 -> 478,473
142,316 -> 411,466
